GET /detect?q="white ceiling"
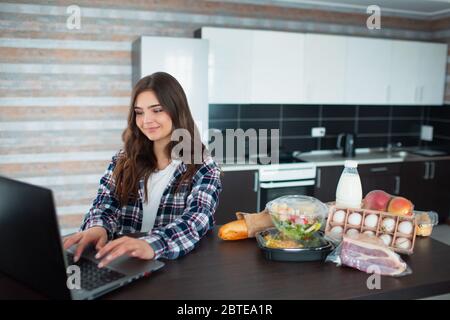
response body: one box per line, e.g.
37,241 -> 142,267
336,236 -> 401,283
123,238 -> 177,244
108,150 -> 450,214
215,0 -> 450,19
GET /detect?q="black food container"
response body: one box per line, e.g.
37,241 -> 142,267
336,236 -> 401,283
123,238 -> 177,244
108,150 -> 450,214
256,228 -> 335,262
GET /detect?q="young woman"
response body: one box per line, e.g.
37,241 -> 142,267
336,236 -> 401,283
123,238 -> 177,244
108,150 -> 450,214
63,72 -> 222,268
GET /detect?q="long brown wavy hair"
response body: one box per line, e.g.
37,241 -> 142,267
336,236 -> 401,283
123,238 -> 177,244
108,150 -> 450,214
113,72 -> 206,206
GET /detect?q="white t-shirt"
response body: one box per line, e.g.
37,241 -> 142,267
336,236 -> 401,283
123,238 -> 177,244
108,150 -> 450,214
141,160 -> 182,233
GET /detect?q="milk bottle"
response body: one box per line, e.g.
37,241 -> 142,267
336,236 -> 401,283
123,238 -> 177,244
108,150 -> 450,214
335,160 -> 362,209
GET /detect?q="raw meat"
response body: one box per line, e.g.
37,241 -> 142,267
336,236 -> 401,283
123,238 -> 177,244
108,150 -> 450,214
340,234 -> 407,276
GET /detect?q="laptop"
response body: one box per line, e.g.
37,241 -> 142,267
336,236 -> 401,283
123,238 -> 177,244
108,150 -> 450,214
0,175 -> 165,300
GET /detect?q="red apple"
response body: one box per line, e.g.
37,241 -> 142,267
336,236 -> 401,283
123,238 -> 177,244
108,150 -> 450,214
362,190 -> 392,211
387,196 -> 414,216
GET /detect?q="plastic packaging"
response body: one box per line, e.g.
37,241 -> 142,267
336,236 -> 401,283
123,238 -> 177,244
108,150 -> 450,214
256,229 -> 335,262
414,210 -> 439,237
266,195 -> 328,241
335,160 -> 363,209
325,205 -> 417,255
325,233 -> 412,277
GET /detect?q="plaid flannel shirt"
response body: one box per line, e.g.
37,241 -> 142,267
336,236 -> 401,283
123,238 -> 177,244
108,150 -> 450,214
80,150 -> 222,260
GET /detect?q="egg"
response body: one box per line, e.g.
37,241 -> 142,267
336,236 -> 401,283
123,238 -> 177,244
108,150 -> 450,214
398,221 -> 413,235
330,226 -> 343,236
346,228 -> 359,236
348,212 -> 362,226
332,210 -> 346,224
395,237 -> 411,250
381,218 -> 396,233
363,230 -> 375,236
379,234 -> 392,246
364,214 -> 378,229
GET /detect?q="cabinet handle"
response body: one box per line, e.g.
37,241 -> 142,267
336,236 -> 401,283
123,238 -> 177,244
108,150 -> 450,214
370,166 -> 388,173
386,85 -> 391,102
424,162 -> 430,180
394,176 -> 400,195
253,171 -> 259,192
420,86 -> 424,102
316,168 -> 321,189
414,86 -> 418,102
430,162 -> 435,180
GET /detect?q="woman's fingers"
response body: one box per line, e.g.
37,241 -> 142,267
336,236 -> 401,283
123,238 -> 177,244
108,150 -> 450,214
131,248 -> 147,259
98,243 -> 137,268
95,236 -> 128,260
63,233 -> 82,250
95,235 -> 108,251
74,238 -> 91,262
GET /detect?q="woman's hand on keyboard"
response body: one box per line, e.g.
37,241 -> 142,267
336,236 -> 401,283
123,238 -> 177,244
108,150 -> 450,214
95,236 -> 155,268
63,227 -> 108,262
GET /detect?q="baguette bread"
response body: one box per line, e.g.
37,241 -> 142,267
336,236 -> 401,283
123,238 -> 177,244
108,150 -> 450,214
218,209 -> 274,240
218,219 -> 248,240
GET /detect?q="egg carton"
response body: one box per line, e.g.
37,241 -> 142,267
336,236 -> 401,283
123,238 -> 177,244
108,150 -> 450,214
324,205 -> 417,255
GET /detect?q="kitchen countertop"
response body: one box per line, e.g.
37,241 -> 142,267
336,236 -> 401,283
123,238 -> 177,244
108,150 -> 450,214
3,228 -> 450,300
220,149 -> 450,171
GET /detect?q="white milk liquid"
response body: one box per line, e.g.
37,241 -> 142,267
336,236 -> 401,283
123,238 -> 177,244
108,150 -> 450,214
335,173 -> 362,209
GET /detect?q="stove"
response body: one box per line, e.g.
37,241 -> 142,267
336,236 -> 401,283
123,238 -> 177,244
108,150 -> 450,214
249,150 -> 307,164
257,151 -> 317,211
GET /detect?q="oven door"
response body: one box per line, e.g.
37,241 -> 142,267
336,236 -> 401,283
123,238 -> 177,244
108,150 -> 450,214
258,179 -> 316,211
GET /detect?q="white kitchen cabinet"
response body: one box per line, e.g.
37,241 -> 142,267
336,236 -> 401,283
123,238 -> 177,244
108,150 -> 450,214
345,37 -> 392,105
202,27 -> 304,104
250,31 -> 305,104
201,27 -> 447,106
304,34 -> 347,104
201,27 -> 253,104
389,40 -> 447,106
416,42 -> 447,105
389,40 -> 421,105
132,36 -> 209,142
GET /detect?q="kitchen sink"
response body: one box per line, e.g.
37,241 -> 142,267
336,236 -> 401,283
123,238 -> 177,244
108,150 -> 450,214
296,150 -> 409,164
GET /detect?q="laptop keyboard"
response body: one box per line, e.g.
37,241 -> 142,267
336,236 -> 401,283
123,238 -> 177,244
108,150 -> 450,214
66,252 -> 126,291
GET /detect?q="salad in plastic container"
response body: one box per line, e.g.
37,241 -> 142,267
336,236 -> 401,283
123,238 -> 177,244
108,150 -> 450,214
266,195 -> 328,241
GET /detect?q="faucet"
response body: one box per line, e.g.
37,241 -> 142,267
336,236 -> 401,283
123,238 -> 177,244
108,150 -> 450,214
386,142 -> 402,154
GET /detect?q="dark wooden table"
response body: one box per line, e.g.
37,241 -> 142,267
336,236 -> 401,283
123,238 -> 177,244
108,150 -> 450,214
2,228 -> 450,299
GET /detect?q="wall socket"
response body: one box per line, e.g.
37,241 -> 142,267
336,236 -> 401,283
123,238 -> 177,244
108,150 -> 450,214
420,125 -> 433,141
311,127 -> 326,137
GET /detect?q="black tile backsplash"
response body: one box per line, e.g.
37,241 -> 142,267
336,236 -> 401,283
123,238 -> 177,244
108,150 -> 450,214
390,120 -> 421,134
282,137 -> 318,153
356,136 -> 390,148
322,105 -> 356,118
282,120 -> 319,136
240,104 -> 280,119
392,105 -> 423,117
358,119 -> 389,134
430,107 -> 450,119
209,120 -> 238,133
283,105 -> 319,118
209,104 -> 239,120
321,137 -> 340,150
240,120 -> 280,131
390,135 -> 421,147
359,106 -> 390,118
321,120 -> 355,135
209,104 -> 450,153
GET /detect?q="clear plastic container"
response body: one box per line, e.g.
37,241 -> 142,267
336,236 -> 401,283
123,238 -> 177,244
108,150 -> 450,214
414,210 -> 439,237
335,160 -> 362,209
265,195 -> 328,241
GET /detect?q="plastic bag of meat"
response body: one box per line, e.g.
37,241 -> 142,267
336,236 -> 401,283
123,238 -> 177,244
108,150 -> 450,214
325,233 -> 412,277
